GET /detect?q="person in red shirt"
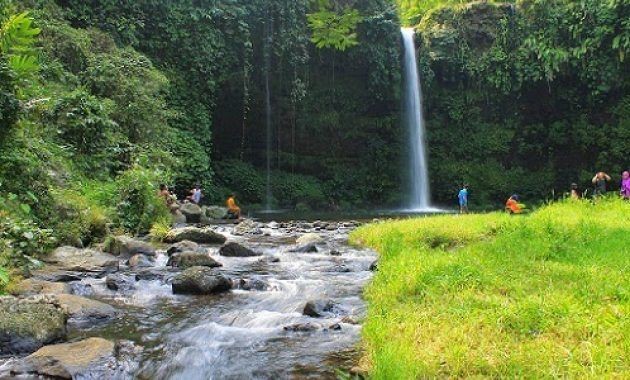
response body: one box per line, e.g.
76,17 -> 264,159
505,194 -> 523,214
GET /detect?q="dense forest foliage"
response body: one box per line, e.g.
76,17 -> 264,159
0,0 -> 628,282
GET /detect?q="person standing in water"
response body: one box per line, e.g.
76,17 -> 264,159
458,184 -> 469,214
226,194 -> 241,219
620,171 -> 630,200
592,171 -> 611,196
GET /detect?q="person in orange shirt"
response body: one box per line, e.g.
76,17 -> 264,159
505,194 -> 523,214
226,194 -> 241,219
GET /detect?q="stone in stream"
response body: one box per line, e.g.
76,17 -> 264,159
283,322 -> 321,332
369,260 -> 378,271
128,254 -> 154,268
55,294 -> 117,324
105,274 -> 135,292
303,299 -> 338,318
43,246 -> 119,274
166,240 -> 204,256
9,279 -> 71,296
13,337 -> 141,379
171,267 -> 232,295
180,203 -> 202,223
296,233 -> 324,246
289,242 -> 319,253
236,278 -> 269,291
0,296 -> 67,355
329,249 -> 342,256
164,227 -> 227,245
104,235 -> 156,258
219,242 -> 262,257
167,252 -> 222,269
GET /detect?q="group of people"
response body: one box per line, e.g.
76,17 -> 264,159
457,170 -> 630,214
158,184 -> 242,220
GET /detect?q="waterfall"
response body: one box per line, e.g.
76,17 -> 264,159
264,17 -> 273,211
401,27 -> 431,210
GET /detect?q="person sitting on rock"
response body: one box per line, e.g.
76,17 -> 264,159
159,184 -> 179,213
505,194 -> 524,214
186,184 -> 202,205
226,194 -> 241,219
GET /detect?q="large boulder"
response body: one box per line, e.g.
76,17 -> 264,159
0,296 -> 67,355
171,267 -> 232,295
303,299 -> 337,318
166,240 -> 203,256
104,236 -> 156,257
180,202 -> 202,223
233,219 -> 262,236
14,338 -> 141,379
44,246 -> 118,274
55,294 -> 117,323
296,233 -> 324,246
167,252 -> 222,269
205,206 -> 228,219
105,274 -> 135,292
236,278 -> 270,291
10,279 -> 71,296
128,254 -> 154,268
219,242 -> 262,257
289,243 -> 318,253
164,227 -> 227,244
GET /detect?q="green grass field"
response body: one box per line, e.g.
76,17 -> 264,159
350,199 -> 629,378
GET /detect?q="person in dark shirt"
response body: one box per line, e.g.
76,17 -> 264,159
591,172 -> 611,196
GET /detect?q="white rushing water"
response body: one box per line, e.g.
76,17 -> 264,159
401,27 -> 431,210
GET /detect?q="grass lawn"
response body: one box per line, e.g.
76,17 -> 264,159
350,199 -> 629,379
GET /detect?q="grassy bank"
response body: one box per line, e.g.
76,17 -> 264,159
350,199 -> 629,378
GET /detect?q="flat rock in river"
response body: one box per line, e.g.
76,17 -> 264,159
168,252 -> 222,269
172,267 -> 232,295
44,246 -> 119,273
219,242 -> 262,257
0,296 -> 67,355
164,227 -> 227,244
55,294 -> 117,323
10,279 -> 71,296
303,299 -> 337,318
104,236 -> 156,257
296,233 -> 324,246
166,240 -> 203,256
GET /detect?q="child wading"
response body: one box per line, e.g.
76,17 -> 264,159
458,185 -> 469,214
621,171 -> 630,200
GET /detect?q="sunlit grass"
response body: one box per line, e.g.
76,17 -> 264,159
350,199 -> 630,378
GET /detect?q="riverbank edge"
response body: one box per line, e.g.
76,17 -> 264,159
348,198 -> 629,378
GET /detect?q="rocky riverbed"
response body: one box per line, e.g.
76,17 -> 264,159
0,219 -> 376,379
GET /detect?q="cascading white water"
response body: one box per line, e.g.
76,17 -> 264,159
401,27 -> 431,210
264,18 -> 273,211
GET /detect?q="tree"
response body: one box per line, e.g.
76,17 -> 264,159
0,11 -> 40,79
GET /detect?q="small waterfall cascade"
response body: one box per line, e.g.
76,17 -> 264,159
401,27 -> 431,210
264,17 -> 273,211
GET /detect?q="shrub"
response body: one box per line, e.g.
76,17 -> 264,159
272,172 -> 326,208
214,160 -> 265,204
48,188 -> 109,247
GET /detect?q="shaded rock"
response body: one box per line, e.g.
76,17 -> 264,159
329,249 -> 342,256
29,270 -> 83,283
135,269 -> 168,282
289,243 -> 318,253
172,210 -> 187,224
219,242 -> 262,257
296,233 -> 324,246
164,227 -> 227,244
55,294 -> 116,323
283,322 -> 321,332
303,299 -> 337,318
369,260 -> 378,271
328,323 -> 342,331
204,206 -> 228,219
104,236 -> 156,258
236,278 -> 269,291
166,240 -> 203,256
10,279 -> 71,296
171,267 -> 232,295
15,338 -> 140,379
0,296 -> 67,355
167,252 -> 222,269
180,203 -> 202,223
128,254 -> 154,268
44,246 -> 118,273
105,274 -> 135,292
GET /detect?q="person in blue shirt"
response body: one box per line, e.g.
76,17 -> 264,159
458,184 -> 469,214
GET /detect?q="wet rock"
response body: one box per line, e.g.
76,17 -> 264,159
341,316 -> 360,325
164,227 -> 227,245
369,260 -> 378,271
219,242 -> 262,257
303,299 -> 337,318
166,240 -> 203,256
14,338 -> 140,379
167,252 -> 222,269
328,323 -> 342,331
296,233 -> 324,246
257,256 -> 280,264
204,206 -> 228,219
180,203 -> 202,223
29,270 -> 83,283
10,279 -> 71,296
104,236 -> 156,258
283,322 -> 321,332
105,274 -> 135,292
289,243 -> 318,253
233,219 -> 262,236
329,264 -> 351,273
172,210 -> 187,224
0,296 -> 67,355
128,254 -> 154,268
236,278 -> 269,291
135,269 -> 169,282
171,267 -> 232,295
43,246 -> 119,274
55,294 -> 116,323
329,249 -> 342,256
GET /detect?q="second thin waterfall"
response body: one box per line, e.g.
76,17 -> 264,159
401,27 -> 431,210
